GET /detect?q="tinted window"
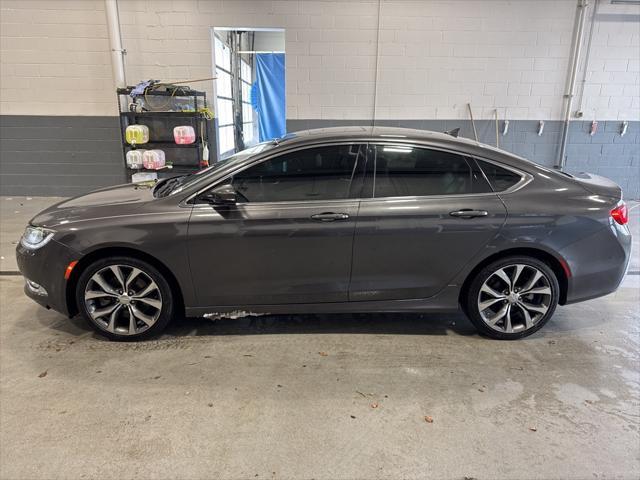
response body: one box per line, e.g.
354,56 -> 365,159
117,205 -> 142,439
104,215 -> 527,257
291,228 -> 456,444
476,159 -> 522,191
230,145 -> 364,202
168,142 -> 278,198
370,145 -> 492,197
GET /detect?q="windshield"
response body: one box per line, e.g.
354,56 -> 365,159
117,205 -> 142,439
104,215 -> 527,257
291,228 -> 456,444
153,141 -> 277,198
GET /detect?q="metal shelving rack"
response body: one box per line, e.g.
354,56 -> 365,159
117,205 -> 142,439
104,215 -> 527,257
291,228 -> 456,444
117,86 -> 211,180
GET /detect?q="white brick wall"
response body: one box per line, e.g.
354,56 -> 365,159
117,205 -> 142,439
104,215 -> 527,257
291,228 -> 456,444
1,0 -> 638,121
376,0 -> 571,120
0,0 -> 115,115
578,1 -> 640,120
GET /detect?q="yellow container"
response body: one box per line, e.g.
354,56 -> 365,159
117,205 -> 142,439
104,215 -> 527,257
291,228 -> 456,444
125,125 -> 149,145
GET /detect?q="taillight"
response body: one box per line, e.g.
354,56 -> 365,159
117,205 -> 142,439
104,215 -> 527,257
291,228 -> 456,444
610,203 -> 628,225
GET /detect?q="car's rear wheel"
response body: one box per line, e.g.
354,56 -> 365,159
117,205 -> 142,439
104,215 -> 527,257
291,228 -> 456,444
75,256 -> 174,341
464,256 -> 560,340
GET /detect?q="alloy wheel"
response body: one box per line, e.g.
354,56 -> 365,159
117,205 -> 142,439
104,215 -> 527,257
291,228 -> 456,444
84,264 -> 163,335
477,264 -> 552,334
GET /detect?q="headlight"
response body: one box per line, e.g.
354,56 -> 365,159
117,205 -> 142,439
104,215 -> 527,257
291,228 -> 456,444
20,226 -> 55,250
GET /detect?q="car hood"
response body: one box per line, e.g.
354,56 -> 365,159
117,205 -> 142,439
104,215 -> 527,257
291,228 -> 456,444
31,182 -> 157,228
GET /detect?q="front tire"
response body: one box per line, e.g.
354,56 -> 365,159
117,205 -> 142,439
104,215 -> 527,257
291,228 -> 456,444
75,256 -> 174,341
464,256 -> 560,340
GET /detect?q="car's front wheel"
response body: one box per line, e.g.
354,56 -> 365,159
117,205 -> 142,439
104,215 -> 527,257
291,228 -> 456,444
464,256 -> 560,340
75,256 -> 174,341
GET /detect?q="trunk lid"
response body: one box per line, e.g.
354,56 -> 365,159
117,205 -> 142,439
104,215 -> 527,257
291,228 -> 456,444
569,172 -> 623,200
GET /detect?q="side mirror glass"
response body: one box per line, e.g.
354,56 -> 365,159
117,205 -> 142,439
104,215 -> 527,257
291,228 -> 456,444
200,184 -> 237,205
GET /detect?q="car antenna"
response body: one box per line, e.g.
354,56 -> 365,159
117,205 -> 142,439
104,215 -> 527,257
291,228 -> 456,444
444,127 -> 460,138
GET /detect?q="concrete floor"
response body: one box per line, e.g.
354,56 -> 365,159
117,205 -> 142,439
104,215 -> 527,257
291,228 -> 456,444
0,196 -> 638,480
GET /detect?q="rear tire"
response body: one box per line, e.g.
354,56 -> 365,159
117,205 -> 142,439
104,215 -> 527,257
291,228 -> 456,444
75,256 -> 174,341
464,256 -> 560,340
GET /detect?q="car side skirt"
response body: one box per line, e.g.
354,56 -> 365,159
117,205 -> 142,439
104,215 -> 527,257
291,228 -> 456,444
185,285 -> 461,317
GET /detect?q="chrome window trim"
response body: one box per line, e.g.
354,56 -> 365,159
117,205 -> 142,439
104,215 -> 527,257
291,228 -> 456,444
180,139 -> 533,207
359,192 -> 501,203
190,197 -> 361,211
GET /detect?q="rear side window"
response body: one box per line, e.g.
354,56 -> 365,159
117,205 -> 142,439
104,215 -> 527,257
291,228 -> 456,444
476,159 -> 522,192
368,145 -> 492,198
230,144 -> 364,202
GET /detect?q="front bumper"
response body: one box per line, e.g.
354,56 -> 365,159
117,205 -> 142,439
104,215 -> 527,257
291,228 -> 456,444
16,239 -> 80,316
562,222 -> 632,304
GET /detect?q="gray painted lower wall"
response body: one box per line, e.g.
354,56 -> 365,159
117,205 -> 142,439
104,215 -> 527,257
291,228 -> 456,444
0,115 -> 124,197
289,119 -> 640,199
0,115 -> 638,198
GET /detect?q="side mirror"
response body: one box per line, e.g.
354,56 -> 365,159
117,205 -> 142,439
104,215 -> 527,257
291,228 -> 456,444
199,184 -> 237,205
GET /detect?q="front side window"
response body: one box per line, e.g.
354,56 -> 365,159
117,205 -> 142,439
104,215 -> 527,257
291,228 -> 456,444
369,145 -> 492,198
230,144 -> 364,203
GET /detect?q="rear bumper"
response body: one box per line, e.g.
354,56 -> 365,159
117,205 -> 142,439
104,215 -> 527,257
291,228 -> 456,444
561,222 -> 632,304
16,239 -> 80,316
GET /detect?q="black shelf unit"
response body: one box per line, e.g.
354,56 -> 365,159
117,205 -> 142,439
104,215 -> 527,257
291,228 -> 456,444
117,86 -> 211,181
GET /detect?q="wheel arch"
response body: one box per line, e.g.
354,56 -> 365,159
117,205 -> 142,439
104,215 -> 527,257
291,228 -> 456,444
65,246 -> 186,318
459,247 -> 569,307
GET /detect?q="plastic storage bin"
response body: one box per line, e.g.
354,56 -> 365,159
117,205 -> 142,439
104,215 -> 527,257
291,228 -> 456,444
142,149 -> 166,170
173,125 -> 196,144
125,124 -> 149,145
131,172 -> 158,183
126,149 -> 146,169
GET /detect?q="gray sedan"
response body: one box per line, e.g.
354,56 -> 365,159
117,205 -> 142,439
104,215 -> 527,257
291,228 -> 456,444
16,127 -> 632,341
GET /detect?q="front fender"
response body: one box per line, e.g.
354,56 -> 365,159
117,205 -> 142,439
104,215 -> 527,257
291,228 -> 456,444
55,210 -> 196,308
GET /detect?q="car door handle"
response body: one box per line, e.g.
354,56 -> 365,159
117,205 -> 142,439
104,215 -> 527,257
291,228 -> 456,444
311,212 -> 350,222
449,209 -> 489,219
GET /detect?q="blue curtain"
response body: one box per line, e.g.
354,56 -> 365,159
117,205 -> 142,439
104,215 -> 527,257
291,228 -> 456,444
250,53 -> 286,142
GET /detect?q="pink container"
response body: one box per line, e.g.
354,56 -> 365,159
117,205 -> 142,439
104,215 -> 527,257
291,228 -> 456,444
142,150 -> 166,170
173,125 -> 196,144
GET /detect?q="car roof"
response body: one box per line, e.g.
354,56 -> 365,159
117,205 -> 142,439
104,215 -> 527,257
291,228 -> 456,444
280,125 -> 476,145
277,125 -> 536,171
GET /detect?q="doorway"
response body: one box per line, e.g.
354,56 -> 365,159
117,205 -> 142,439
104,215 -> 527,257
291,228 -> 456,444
211,27 -> 285,159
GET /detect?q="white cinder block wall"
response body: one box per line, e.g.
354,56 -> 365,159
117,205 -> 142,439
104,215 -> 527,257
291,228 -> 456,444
580,1 -> 640,120
376,0 -> 576,121
1,0 -> 638,121
0,0 -> 114,115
